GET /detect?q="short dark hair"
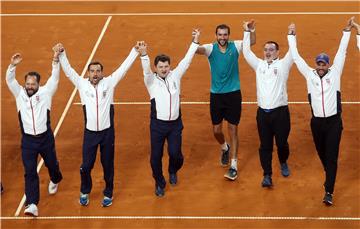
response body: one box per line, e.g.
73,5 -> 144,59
87,61 -> 103,71
154,54 -> 170,66
215,24 -> 230,35
264,41 -> 279,50
25,71 -> 41,83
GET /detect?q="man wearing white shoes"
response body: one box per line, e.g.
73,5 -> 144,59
5,46 -> 63,217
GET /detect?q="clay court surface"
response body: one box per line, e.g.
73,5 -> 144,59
1,1 -> 359,228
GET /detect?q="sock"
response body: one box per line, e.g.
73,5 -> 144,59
231,159 -> 237,170
221,142 -> 228,151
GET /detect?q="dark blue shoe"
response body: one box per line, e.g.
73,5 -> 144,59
79,193 -> 89,206
323,192 -> 333,206
224,167 -> 238,181
220,144 -> 230,167
155,185 -> 165,197
169,173 -> 177,186
102,196 -> 113,207
281,163 -> 290,177
261,175 -> 273,187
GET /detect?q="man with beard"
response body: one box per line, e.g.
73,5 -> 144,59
288,19 -> 352,206
242,21 -> 293,188
57,43 -> 138,207
5,47 -> 63,217
195,23 -> 256,180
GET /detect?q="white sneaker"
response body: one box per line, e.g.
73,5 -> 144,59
24,204 -> 38,217
48,180 -> 58,195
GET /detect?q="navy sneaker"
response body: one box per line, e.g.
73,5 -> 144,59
79,193 -> 89,206
220,144 -> 230,167
261,175 -> 273,187
102,196 -> 113,207
224,167 -> 237,181
323,192 -> 333,206
155,185 -> 165,197
280,163 -> 290,177
169,173 -> 177,186
280,162 -> 290,177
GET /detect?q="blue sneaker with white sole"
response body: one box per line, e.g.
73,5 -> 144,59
79,193 -> 89,206
323,192 -> 333,206
102,196 -> 113,207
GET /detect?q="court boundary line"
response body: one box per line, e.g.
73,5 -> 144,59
13,16 -> 113,217
2,0 -> 359,2
73,101 -> 360,105
1,12 -> 359,16
2,215 -> 360,221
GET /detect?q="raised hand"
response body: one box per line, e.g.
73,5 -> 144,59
247,19 -> 255,31
52,43 -> 64,61
192,28 -> 200,44
243,19 -> 256,31
136,41 -> 148,56
288,23 -> 296,35
350,17 -> 360,32
10,53 -> 22,66
345,16 -> 354,31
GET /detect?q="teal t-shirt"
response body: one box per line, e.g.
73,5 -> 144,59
208,41 -> 240,94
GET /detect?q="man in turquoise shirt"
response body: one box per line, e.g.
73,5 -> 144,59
196,22 -> 256,180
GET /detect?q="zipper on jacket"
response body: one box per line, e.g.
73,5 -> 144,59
320,78 -> 326,117
164,79 -> 172,120
30,99 -> 36,135
95,88 -> 99,131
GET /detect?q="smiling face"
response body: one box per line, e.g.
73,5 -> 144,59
25,75 -> 39,97
315,61 -> 329,77
87,64 -> 103,85
155,61 -> 170,78
263,42 -> 279,63
216,28 -> 229,47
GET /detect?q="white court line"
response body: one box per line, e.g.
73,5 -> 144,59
13,16 -> 113,217
1,12 -> 359,16
73,101 -> 360,105
1,215 -> 360,221
2,0 -> 359,2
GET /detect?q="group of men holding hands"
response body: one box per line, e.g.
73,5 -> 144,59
5,17 -> 360,216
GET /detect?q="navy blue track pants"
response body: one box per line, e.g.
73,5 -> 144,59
150,118 -> 184,189
21,129 -> 62,205
80,127 -> 114,198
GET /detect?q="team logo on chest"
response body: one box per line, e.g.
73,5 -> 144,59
103,90 -> 107,98
173,81 -> 177,90
273,68 -> 278,76
35,95 -> 40,102
326,78 -> 331,85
